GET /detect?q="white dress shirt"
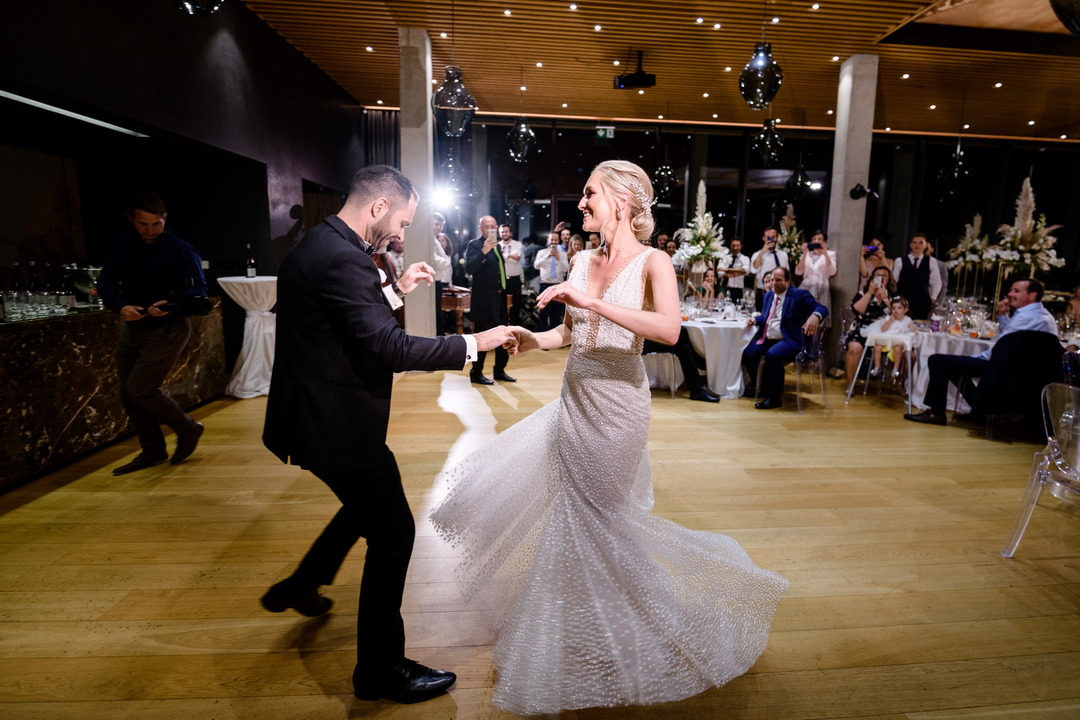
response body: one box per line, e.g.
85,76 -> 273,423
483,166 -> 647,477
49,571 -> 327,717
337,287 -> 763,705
765,291 -> 786,340
750,248 -> 789,289
432,237 -> 452,284
892,253 -> 942,303
535,246 -> 569,284
724,253 -> 751,289
499,239 -> 524,278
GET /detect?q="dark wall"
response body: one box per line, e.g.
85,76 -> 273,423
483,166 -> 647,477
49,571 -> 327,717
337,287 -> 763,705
0,0 -> 364,271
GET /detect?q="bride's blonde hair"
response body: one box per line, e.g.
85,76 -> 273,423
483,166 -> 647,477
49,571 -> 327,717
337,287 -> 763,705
592,160 -> 656,242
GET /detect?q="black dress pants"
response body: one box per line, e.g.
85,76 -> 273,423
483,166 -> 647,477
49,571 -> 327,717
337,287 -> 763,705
642,326 -> 707,392
741,336 -> 801,401
924,353 -> 987,414
116,318 -> 198,454
291,446 -> 415,675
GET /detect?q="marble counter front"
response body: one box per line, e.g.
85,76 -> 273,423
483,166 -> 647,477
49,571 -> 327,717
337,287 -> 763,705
0,301 -> 227,490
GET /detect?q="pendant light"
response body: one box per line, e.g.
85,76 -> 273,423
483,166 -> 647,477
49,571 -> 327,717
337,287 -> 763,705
175,1 -> 225,16
653,128 -> 677,200
785,152 -> 813,201
507,69 -> 536,162
752,119 -> 783,166
432,1 -> 477,137
739,2 -> 783,110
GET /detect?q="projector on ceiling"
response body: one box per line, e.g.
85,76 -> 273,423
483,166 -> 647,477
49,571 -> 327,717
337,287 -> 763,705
614,51 -> 656,90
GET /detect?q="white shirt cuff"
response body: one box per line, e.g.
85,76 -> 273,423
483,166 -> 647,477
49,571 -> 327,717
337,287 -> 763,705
463,334 -> 479,363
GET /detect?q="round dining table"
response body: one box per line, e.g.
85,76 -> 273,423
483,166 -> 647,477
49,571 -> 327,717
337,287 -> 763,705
909,331 -> 995,412
643,317 -> 755,399
217,276 -> 277,399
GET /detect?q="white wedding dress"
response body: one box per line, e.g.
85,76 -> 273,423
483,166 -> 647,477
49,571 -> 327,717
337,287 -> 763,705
430,248 -> 787,715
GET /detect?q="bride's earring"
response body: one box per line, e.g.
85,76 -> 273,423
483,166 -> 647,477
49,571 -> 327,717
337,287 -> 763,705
616,207 -> 623,221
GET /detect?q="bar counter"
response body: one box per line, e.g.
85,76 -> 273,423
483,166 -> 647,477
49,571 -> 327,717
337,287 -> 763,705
0,300 -> 227,490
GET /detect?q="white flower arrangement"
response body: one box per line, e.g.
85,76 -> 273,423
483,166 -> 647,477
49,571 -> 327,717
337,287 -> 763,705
945,214 -> 991,273
991,177 -> 1065,277
672,180 -> 731,268
775,203 -> 803,267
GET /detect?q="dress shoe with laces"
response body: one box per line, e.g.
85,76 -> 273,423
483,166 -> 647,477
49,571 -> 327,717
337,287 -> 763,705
903,410 -> 946,426
260,579 -> 333,617
171,422 -> 204,465
113,452 -> 168,475
470,372 -> 494,385
354,658 -> 456,703
689,387 -> 720,402
754,397 -> 782,410
494,370 -> 516,382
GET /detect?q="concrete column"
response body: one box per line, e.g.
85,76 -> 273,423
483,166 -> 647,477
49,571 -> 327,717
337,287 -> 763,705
825,53 -> 878,366
398,28 -> 436,337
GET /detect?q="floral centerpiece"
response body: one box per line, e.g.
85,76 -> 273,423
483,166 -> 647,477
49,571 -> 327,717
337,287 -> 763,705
673,181 -> 731,289
986,177 -> 1064,299
945,213 -> 992,298
775,203 -> 803,267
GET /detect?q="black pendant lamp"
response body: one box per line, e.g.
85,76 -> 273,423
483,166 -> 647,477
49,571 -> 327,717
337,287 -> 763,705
507,118 -> 536,162
752,119 -> 783,166
785,155 -> 813,201
1050,0 -> 1080,34
740,43 -> 783,110
936,137 -> 972,201
432,66 -> 477,138
175,1 -> 225,15
653,163 -> 677,200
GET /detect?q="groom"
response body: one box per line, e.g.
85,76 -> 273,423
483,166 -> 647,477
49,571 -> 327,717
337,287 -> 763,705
262,165 -> 515,703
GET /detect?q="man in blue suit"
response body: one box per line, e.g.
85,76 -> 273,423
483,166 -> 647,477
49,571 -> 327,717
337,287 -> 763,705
742,266 -> 828,409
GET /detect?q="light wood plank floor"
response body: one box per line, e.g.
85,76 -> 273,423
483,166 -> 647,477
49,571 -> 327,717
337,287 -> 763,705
2,348 -> 1079,719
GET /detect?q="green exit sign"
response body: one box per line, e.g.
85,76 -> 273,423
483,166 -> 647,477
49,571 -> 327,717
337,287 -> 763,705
595,125 -> 615,139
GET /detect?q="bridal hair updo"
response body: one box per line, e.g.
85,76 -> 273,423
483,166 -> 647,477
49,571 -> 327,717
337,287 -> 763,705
592,160 -> 656,243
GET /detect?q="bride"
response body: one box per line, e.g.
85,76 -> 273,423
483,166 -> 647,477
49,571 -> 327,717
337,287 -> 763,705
430,160 -> 787,715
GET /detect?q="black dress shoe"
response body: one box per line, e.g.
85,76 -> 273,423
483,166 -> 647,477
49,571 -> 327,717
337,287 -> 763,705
260,579 -> 333,617
171,422 -> 204,465
113,452 -> 168,475
903,410 -> 946,426
470,372 -> 494,385
354,658 -> 457,703
494,370 -> 516,382
689,387 -> 720,402
754,397 -> 782,410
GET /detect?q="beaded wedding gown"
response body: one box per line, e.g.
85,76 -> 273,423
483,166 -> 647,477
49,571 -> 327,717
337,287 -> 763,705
430,248 -> 787,715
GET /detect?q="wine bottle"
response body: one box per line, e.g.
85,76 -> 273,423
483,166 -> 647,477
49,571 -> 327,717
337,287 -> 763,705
246,243 -> 257,278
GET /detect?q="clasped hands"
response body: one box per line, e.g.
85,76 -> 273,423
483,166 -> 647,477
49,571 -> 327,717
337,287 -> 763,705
744,313 -> 820,336
121,301 -> 168,321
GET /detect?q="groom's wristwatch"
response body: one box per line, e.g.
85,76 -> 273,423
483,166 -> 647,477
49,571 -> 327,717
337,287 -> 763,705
390,282 -> 406,298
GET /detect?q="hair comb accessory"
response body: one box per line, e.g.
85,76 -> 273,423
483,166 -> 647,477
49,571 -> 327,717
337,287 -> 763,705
626,176 -> 657,216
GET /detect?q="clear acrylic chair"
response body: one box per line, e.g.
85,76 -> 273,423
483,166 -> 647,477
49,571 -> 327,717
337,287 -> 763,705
1001,383 -> 1080,558
794,329 -> 828,414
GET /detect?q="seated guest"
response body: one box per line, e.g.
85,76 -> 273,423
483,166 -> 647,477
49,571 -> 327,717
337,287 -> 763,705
741,267 -> 828,409
866,296 -> 916,378
845,266 -> 895,381
905,278 -> 1057,425
642,328 -> 720,403
692,267 -> 717,306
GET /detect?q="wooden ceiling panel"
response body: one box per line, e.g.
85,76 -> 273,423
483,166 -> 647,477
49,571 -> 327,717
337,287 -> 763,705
241,0 -> 1080,141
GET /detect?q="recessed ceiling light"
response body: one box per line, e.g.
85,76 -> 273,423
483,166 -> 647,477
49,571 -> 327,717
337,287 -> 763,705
995,82 -> 1002,88
703,92 -> 709,98
725,66 -> 732,71
714,23 -> 721,29
431,79 -> 437,84
885,127 -> 891,132
638,89 -> 644,94
1062,134 -> 1068,139
569,3 -> 577,10
832,56 -> 839,62
776,118 -> 782,123
772,17 -> 780,23
440,32 -> 447,38
504,9 -> 511,15
594,24 -> 602,31
613,60 -> 620,66
366,46 -> 374,52
713,113 -> 718,118
1029,120 -> 1035,125
827,109 -> 834,115
536,62 -> 543,67
696,17 -> 704,24
376,100 -> 383,105
562,102 -> 568,107
658,114 -> 664,119
520,85 -> 527,91
929,104 -> 936,109
811,3 -> 820,9
963,124 -> 970,129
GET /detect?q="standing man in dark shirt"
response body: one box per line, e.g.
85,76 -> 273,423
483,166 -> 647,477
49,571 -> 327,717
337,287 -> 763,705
99,191 -> 207,474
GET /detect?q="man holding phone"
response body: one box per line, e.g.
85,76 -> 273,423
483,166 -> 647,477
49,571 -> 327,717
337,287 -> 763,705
749,226 -> 789,311
465,215 -> 514,384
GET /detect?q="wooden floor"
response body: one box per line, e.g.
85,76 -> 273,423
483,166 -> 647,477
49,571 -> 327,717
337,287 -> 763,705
2,347 -> 1079,719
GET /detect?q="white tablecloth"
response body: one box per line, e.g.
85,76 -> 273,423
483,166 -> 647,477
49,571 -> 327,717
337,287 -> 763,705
218,276 -> 277,399
643,318 -> 755,399
909,331 -> 995,412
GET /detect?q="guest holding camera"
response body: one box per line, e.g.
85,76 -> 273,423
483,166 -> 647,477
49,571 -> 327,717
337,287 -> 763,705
795,230 -> 836,319
858,237 -> 892,293
99,191 -> 208,474
843,265 -> 894,382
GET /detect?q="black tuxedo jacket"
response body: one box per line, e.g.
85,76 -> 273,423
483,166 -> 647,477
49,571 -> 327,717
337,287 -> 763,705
263,215 -> 467,473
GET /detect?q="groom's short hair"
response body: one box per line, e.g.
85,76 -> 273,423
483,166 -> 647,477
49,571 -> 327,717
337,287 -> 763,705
348,165 -> 418,210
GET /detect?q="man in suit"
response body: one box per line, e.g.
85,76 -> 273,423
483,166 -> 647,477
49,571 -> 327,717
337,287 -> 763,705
262,165 -> 515,704
741,266 -> 828,409
893,232 -> 940,320
465,215 -> 515,384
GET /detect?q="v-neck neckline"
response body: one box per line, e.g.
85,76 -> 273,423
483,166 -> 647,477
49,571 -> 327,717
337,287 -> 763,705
584,248 -> 650,300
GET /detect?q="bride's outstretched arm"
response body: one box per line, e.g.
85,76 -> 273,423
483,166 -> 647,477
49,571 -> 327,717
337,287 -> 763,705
537,252 -> 681,345
508,322 -> 571,354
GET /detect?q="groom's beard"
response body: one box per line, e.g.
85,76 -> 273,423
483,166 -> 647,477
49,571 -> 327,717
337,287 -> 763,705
368,215 -> 394,254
